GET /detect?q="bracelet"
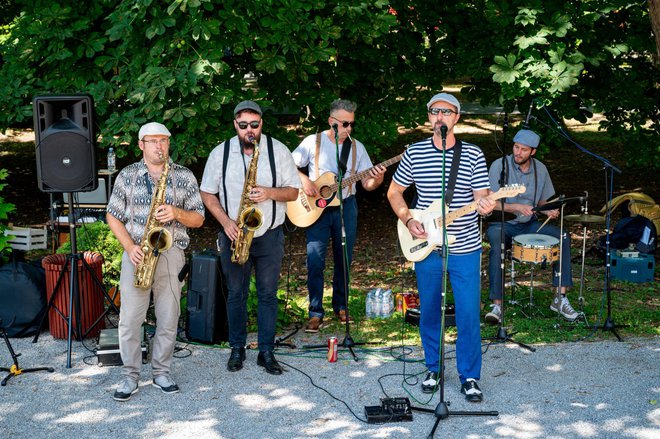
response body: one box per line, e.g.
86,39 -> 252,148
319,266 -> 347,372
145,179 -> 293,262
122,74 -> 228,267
405,217 -> 414,227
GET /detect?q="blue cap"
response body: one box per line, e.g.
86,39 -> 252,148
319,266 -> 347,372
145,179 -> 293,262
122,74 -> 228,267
513,129 -> 540,148
426,93 -> 461,113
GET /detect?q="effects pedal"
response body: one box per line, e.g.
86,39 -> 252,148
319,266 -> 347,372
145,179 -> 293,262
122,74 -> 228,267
364,397 -> 413,424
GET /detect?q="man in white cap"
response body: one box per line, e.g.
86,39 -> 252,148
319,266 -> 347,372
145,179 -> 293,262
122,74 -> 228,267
485,128 -> 577,324
200,101 -> 300,376
107,122 -> 205,401
387,92 -> 495,402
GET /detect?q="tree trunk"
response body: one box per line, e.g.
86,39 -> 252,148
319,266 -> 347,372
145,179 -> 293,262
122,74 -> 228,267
650,0 -> 660,68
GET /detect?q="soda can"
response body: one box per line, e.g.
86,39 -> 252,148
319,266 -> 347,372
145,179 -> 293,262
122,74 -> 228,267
327,336 -> 338,362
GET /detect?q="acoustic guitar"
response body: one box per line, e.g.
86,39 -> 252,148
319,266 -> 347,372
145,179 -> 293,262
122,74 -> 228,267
286,153 -> 404,227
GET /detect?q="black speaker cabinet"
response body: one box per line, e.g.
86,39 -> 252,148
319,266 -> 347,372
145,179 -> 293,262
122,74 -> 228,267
186,250 -> 228,344
33,94 -> 98,193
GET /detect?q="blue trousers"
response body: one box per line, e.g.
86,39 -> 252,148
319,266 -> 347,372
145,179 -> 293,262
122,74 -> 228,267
415,250 -> 482,383
305,196 -> 357,318
219,227 -> 284,352
487,220 -> 573,300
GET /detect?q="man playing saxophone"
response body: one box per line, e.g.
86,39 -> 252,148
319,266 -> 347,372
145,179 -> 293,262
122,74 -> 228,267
107,122 -> 204,401
200,101 -> 300,375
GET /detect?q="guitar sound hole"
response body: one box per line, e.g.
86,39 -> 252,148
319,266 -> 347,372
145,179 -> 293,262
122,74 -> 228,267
319,186 -> 332,198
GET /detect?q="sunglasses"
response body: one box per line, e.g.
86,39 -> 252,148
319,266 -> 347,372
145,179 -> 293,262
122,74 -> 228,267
428,108 -> 458,116
142,138 -> 169,145
331,116 -> 356,128
237,120 -> 260,130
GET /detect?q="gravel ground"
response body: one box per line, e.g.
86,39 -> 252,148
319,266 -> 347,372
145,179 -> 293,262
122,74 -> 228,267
1,332 -> 658,439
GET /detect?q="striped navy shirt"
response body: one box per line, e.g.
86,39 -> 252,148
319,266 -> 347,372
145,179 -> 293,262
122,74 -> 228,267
392,138 -> 490,254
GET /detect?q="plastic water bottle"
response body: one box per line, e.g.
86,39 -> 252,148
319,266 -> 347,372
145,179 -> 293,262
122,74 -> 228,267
382,289 -> 393,317
375,288 -> 383,318
365,289 -> 374,319
107,147 -> 116,172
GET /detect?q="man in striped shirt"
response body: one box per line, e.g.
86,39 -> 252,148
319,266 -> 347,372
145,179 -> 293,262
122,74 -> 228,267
387,93 -> 495,402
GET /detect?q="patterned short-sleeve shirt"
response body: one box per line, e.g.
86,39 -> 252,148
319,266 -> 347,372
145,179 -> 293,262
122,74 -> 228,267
107,159 -> 205,249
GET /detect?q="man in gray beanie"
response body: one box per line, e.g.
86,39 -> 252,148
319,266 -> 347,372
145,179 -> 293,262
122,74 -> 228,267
485,128 -> 577,325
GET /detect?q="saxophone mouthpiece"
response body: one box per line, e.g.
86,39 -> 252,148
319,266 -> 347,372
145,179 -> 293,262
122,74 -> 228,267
247,135 -> 257,146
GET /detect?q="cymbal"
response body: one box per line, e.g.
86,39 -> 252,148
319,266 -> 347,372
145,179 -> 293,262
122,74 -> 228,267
564,214 -> 606,223
532,196 -> 585,212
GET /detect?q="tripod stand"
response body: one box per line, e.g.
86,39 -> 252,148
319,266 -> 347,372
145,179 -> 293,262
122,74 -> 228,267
485,113 -> 535,352
33,194 -> 119,368
1,318 -> 54,386
530,106 -> 626,340
409,125 -> 498,438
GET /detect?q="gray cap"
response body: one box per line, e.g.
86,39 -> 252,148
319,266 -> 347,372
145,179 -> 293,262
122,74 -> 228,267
513,129 -> 540,148
233,100 -> 262,116
427,92 -> 461,113
139,122 -> 171,140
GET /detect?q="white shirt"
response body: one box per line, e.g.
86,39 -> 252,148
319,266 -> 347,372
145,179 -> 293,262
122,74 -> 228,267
200,135 -> 300,238
291,132 -> 374,199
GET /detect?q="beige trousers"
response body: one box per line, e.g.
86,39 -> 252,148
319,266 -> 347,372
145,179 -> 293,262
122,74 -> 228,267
118,247 -> 185,380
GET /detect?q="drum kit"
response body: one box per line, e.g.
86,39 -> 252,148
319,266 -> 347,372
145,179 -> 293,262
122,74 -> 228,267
503,193 -> 605,323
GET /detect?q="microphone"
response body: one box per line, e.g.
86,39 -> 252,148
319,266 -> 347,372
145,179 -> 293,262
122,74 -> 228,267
331,123 -> 338,133
440,124 -> 448,140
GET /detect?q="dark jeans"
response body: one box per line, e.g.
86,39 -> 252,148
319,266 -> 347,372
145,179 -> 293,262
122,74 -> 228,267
305,196 -> 357,318
219,226 -> 284,352
487,219 -> 573,300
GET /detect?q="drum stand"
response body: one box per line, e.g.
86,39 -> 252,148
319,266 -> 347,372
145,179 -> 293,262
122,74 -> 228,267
511,258 -> 546,319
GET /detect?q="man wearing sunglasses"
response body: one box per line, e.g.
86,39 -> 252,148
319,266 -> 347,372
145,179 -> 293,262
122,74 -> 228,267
387,93 -> 495,402
291,99 -> 386,333
107,122 -> 205,401
200,100 -> 300,376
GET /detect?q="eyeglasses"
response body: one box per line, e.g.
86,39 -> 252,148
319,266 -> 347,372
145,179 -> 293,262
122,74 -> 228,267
428,108 -> 458,116
237,120 -> 260,130
331,117 -> 356,128
142,138 -> 169,145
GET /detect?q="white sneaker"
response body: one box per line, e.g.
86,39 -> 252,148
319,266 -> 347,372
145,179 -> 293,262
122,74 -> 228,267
113,377 -> 138,401
550,296 -> 579,321
484,304 -> 502,325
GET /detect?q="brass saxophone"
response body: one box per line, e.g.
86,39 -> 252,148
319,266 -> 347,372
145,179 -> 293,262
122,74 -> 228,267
231,136 -> 263,265
134,155 -> 173,289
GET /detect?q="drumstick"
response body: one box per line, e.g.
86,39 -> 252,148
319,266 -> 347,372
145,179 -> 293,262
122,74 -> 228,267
536,216 -> 551,233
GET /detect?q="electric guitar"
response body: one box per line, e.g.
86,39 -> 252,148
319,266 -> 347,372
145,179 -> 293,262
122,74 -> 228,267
286,153 -> 404,227
397,185 -> 526,262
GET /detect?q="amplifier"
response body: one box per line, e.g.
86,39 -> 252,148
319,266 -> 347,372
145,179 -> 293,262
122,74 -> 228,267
96,327 -> 148,367
611,252 -> 655,283
186,250 -> 228,344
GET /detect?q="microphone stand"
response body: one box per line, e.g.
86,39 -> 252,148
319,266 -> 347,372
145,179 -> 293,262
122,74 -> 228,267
411,125 -> 498,439
485,113 -> 535,352
531,108 -> 626,340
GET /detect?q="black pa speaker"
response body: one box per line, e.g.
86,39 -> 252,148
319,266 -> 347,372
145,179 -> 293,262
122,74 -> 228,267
33,94 -> 98,193
186,250 -> 229,344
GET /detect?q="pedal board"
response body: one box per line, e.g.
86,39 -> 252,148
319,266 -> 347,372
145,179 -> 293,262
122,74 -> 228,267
96,327 -> 149,367
365,397 -> 413,424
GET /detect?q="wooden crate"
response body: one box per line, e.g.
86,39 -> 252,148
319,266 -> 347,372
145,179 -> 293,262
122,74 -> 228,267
3,225 -> 48,251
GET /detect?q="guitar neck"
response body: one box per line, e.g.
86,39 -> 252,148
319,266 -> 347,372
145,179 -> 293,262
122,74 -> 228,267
329,153 -> 404,192
435,191 -> 510,228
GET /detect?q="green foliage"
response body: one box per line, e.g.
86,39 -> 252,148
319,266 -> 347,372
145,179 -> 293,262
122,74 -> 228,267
0,1 -> 657,167
0,168 -> 17,259
56,221 -> 123,288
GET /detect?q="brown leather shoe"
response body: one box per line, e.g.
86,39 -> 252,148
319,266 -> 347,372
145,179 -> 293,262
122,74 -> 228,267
335,309 -> 354,324
304,317 -> 324,333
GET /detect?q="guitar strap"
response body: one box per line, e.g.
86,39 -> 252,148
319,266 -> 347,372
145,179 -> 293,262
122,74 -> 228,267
315,132 -> 356,195
222,136 -> 277,230
443,140 -> 463,205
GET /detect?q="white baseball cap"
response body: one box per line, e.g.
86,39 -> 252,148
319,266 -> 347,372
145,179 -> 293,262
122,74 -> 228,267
139,122 -> 171,140
426,92 -> 461,113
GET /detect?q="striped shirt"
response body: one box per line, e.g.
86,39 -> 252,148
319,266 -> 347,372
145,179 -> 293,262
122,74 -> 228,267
392,138 -> 490,254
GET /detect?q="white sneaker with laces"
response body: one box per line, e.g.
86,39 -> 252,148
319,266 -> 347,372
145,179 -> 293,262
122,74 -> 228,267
484,304 -> 502,325
550,296 -> 579,321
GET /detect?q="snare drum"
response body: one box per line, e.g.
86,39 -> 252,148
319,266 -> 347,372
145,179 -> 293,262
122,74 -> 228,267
511,234 -> 559,264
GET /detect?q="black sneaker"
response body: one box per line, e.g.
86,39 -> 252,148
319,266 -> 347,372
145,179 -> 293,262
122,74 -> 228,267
460,379 -> 483,402
113,377 -> 138,402
152,375 -> 179,394
421,371 -> 440,394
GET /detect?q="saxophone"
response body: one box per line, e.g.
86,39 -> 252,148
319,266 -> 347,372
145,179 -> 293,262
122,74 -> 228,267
231,136 -> 263,265
134,155 -> 173,289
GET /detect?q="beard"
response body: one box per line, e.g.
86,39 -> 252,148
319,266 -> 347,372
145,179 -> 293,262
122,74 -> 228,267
241,134 -> 260,149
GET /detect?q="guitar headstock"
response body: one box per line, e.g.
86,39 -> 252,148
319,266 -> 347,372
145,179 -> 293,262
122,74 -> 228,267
491,184 -> 526,200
